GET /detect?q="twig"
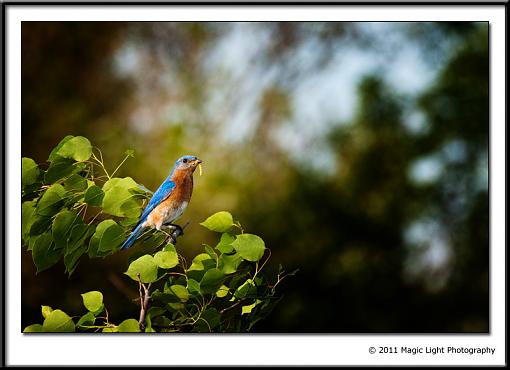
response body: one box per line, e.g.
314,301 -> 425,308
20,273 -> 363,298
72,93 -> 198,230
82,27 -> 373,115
138,276 -> 151,331
220,301 -> 241,315
138,222 -> 188,331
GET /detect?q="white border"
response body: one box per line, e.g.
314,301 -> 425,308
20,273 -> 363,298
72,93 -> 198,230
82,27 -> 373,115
6,5 -> 506,366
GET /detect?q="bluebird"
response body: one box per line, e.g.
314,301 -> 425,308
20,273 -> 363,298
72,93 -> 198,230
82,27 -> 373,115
120,155 -> 202,250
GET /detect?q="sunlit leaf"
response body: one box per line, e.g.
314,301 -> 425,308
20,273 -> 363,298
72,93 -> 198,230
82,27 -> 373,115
23,324 -> 44,333
218,252 -> 243,274
117,319 -> 140,332
53,136 -> 92,162
231,234 -> 266,262
41,305 -> 53,319
200,211 -> 234,232
102,177 -> 143,218
81,291 -> 104,312
216,233 -> 235,254
76,312 -> 96,328
22,157 -> 40,186
188,253 -> 215,271
42,309 -> 75,332
48,135 -> 74,162
242,299 -> 262,315
125,255 -> 159,283
216,285 -> 230,298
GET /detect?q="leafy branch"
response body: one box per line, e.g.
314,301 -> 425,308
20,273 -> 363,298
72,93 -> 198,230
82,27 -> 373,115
22,135 -> 297,333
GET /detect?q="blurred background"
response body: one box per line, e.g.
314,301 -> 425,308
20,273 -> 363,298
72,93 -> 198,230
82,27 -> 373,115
22,21 -> 489,333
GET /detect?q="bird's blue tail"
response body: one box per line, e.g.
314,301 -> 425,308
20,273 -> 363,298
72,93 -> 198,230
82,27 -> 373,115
121,223 -> 145,250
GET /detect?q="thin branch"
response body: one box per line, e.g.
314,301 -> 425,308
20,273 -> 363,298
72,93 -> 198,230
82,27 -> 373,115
220,301 -> 241,315
137,223 -> 187,331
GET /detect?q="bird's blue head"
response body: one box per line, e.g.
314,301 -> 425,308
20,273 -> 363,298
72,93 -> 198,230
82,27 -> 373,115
174,155 -> 202,174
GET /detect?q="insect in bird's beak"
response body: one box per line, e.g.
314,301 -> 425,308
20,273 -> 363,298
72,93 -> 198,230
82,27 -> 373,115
194,159 -> 203,176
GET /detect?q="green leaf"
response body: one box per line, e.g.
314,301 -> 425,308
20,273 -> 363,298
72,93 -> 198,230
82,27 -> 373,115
81,291 -> 103,312
234,279 -> 256,300
42,309 -> 75,332
231,234 -> 266,262
64,174 -> 87,192
200,268 -> 225,294
147,306 -> 166,319
102,177 -> 143,218
242,299 -> 262,315
125,149 -> 135,157
65,224 -> 92,254
205,244 -> 217,257
22,200 -> 37,243
216,285 -> 229,298
23,324 -> 44,333
36,184 -> 66,217
102,326 -> 119,333
154,250 -> 179,269
187,279 -> 201,296
41,305 -> 53,319
64,224 -> 94,275
88,220 -> 124,257
218,252 -> 243,274
29,215 -> 52,237
188,253 -> 215,271
200,211 -> 234,232
48,135 -> 74,162
52,209 -> 82,250
125,255 -> 159,283
44,156 -> 76,183
22,157 -> 40,186
31,232 -> 62,273
117,319 -> 140,332
168,285 -> 189,302
84,185 -> 104,206
216,233 -> 235,254
76,312 -> 96,328
53,136 -> 92,162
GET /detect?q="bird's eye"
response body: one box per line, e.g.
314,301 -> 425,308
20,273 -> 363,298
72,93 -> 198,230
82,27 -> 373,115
183,158 -> 188,163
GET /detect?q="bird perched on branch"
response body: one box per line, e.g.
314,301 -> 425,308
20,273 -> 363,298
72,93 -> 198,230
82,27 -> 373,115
120,155 -> 203,250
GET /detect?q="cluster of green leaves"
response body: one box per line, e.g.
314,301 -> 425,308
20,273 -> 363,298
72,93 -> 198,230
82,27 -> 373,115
23,211 -> 295,333
22,136 -> 295,332
23,291 -> 139,333
123,211 -> 295,332
22,135 -> 148,275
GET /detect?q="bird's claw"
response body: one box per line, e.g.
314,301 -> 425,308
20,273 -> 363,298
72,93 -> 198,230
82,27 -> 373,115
162,223 -> 184,245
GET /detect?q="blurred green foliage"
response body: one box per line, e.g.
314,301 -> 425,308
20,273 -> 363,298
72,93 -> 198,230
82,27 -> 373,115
22,22 -> 488,332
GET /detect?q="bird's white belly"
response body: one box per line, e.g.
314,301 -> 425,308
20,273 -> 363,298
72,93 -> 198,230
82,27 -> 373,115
165,201 -> 188,224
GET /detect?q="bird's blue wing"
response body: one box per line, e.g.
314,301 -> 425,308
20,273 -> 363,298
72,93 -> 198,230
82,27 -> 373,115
135,177 -> 176,227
